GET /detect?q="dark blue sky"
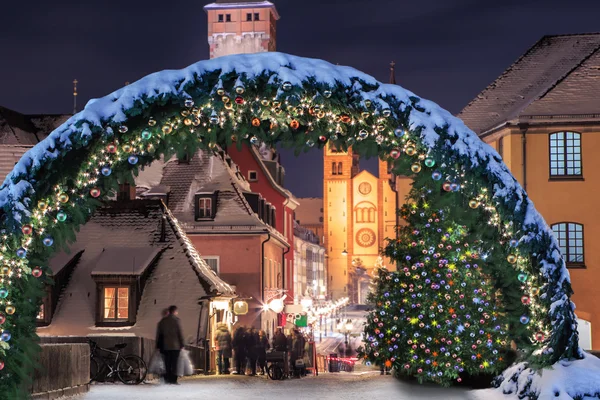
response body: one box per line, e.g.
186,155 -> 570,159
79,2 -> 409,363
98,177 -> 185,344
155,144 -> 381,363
2,0 -> 599,197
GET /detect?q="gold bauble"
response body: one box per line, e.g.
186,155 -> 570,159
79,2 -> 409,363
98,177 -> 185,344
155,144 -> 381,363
507,254 -> 517,264
181,110 -> 190,117
405,145 -> 416,156
5,305 -> 15,315
411,163 -> 422,173
162,125 -> 173,135
38,201 -> 48,211
148,118 -> 157,127
58,193 -> 69,203
222,96 -> 230,104
469,200 -> 480,209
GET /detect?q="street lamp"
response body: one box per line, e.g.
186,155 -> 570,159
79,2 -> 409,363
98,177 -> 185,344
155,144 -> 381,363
341,249 -> 348,256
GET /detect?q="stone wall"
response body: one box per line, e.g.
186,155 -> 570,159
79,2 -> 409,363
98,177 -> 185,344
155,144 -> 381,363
31,343 -> 90,399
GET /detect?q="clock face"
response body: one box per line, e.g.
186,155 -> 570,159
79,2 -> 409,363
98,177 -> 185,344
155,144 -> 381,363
358,182 -> 372,195
356,228 -> 376,248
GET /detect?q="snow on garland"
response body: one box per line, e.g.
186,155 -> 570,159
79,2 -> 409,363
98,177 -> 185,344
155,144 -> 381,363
0,52 -> 582,396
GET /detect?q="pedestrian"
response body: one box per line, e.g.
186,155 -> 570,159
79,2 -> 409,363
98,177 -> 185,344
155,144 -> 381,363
246,327 -> 259,376
215,323 -> 232,375
273,328 -> 287,351
156,305 -> 185,384
257,330 -> 269,375
232,326 -> 247,375
291,329 -> 305,378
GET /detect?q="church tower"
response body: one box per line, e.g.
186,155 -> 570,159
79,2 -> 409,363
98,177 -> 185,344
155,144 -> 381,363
323,144 -> 358,300
204,0 -> 280,59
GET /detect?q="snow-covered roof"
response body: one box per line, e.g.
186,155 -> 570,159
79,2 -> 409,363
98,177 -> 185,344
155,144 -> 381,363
91,247 -> 161,276
459,33 -> 600,136
204,0 -> 279,20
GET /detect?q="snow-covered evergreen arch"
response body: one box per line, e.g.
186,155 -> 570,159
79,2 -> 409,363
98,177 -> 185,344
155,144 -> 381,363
0,52 -> 581,396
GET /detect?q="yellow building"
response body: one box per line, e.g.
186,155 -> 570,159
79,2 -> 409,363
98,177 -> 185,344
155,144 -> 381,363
323,144 -> 398,303
458,33 -> 600,351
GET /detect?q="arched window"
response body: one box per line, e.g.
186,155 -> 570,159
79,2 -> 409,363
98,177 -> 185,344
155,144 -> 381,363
355,201 -> 376,223
331,162 -> 337,175
549,132 -> 582,177
337,162 -> 343,175
551,222 -> 584,267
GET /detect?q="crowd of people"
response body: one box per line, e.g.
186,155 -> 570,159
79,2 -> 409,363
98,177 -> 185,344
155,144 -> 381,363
215,324 -> 309,377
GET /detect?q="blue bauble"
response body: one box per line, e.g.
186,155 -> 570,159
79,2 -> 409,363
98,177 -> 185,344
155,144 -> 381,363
394,128 -> 406,138
520,315 -> 530,324
128,155 -> 138,165
16,248 -> 27,258
432,171 -> 442,181
0,331 -> 11,342
0,288 -> 8,298
101,166 -> 112,176
43,237 -> 54,247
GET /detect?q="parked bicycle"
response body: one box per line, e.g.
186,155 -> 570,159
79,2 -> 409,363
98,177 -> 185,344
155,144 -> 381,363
88,339 -> 148,385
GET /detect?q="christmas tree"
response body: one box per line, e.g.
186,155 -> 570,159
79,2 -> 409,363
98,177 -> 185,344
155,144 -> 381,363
360,190 -> 515,385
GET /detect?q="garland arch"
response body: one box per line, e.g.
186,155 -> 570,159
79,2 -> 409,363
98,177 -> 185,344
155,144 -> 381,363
0,52 -> 581,396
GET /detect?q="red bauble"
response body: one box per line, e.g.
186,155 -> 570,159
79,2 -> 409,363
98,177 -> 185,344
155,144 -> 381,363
90,188 -> 101,198
251,118 -> 261,127
235,96 -> 245,105
107,143 -> 117,153
442,182 -> 452,191
22,224 -> 33,235
390,149 -> 400,159
32,267 -> 43,278
290,120 -> 300,130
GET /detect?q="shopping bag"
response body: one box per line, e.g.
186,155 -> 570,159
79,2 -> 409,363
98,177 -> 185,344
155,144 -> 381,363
149,351 -> 165,375
177,349 -> 194,377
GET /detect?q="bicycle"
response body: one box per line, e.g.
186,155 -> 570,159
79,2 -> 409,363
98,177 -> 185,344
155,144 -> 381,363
88,339 -> 148,385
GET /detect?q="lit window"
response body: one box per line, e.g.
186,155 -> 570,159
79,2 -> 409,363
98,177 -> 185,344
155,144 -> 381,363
226,14 -> 231,22
218,14 -> 223,22
549,132 -> 582,177
103,287 -> 129,320
197,197 -> 213,218
37,304 -> 45,320
551,222 -> 584,266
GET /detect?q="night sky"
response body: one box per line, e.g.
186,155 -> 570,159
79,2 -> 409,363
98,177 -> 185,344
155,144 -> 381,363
2,0 -> 599,197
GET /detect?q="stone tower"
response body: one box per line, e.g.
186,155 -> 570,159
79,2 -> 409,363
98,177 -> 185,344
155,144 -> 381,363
204,0 -> 280,59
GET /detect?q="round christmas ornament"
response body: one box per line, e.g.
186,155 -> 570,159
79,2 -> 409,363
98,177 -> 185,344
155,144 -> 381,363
58,193 -> 69,203
507,254 -> 518,264
107,143 -> 117,153
5,305 -> 15,315
518,273 -> 528,282
442,182 -> 452,192
0,314 -> 5,324
90,188 -> 101,198
235,85 -> 245,94
0,267 -> 9,276
290,120 -> 300,130
282,82 -> 293,91
319,135 -> 327,142
0,361 -> 4,371
520,315 -> 530,324
22,224 -> 33,235
210,115 -> 220,125
340,114 -> 352,124
148,118 -> 157,127
252,118 -> 261,127
32,267 -> 43,278
261,98 -> 270,107
128,155 -> 139,165
184,99 -> 194,108
411,163 -> 422,173
181,110 -> 190,117
432,171 -> 442,181
394,128 -> 405,138
390,149 -> 400,159
122,144 -> 132,153
101,166 -> 112,176
535,332 -> 545,342
405,145 -> 416,156
56,210 -> 67,222
16,248 -> 26,258
235,96 -> 245,105
521,296 -> 531,305
0,331 -> 10,342
531,287 -> 540,296
468,200 -> 480,209
162,124 -> 173,134
118,125 -> 128,134
0,288 -> 7,298
38,201 -> 48,211
43,237 -> 54,247
141,129 -> 152,140
221,95 -> 230,104
424,158 -> 435,168
382,109 -> 392,117
359,130 -> 369,139
323,90 -> 332,98
216,88 -> 225,96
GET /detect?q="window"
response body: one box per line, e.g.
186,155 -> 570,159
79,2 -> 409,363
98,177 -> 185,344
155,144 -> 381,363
247,13 -> 252,21
198,198 -> 212,218
226,14 -> 231,22
331,162 -> 337,175
103,287 -> 130,320
118,183 -> 132,201
203,256 -> 220,275
254,12 -> 260,21
37,304 -> 45,321
549,132 -> 582,177
498,137 -> 504,159
551,222 -> 584,267
249,170 -> 258,182
337,162 -> 343,174
218,14 -> 224,22
195,193 -> 217,220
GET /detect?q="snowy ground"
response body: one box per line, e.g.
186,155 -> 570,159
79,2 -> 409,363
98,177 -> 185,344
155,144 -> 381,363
75,372 -> 477,400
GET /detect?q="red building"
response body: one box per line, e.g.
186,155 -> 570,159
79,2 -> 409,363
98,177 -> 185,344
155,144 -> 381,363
227,144 -> 298,302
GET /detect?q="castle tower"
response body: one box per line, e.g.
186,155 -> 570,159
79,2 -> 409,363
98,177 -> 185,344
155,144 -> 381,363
323,144 -> 357,300
204,0 -> 280,59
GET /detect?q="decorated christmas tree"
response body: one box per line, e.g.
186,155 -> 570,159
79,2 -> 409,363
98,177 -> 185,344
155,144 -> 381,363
360,188 -> 518,385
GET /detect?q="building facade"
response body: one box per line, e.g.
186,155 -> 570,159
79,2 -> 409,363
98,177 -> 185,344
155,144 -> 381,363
458,33 -> 600,351
204,0 -> 279,59
323,145 -> 397,302
293,222 -> 327,303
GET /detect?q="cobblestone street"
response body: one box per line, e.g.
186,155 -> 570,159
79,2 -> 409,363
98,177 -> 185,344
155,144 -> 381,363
75,372 -> 479,400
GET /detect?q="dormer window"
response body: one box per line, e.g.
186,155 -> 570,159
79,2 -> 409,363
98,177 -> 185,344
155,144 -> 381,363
195,192 -> 218,220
